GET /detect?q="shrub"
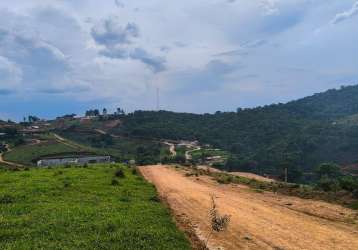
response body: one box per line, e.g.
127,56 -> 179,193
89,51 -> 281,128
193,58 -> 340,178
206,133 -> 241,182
317,176 -> 340,192
349,200 -> 358,210
132,168 -> 138,175
339,176 -> 358,192
106,223 -> 117,232
120,190 -> 132,202
114,169 -> 125,178
54,170 -> 64,176
0,194 -> 14,204
63,179 -> 71,188
111,179 -> 119,186
206,196 -> 230,246
150,195 -> 160,202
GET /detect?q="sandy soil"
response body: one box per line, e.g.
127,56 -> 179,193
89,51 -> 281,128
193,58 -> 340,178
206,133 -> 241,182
140,165 -> 358,250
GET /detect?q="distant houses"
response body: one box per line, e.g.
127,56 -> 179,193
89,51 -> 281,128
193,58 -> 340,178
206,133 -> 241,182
37,156 -> 111,167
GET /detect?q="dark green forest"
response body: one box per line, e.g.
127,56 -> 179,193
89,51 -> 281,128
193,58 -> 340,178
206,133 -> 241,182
110,85 -> 358,182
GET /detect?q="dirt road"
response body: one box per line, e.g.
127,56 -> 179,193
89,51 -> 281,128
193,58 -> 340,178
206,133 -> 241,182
0,144 -> 24,167
163,142 -> 177,157
140,165 -> 358,250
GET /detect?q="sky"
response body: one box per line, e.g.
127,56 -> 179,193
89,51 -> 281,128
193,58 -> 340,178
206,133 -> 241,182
0,0 -> 357,120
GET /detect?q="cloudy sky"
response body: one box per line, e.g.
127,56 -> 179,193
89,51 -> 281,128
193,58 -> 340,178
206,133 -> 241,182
0,0 -> 357,120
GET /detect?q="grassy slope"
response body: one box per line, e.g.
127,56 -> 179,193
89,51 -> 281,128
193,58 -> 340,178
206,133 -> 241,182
0,164 -> 191,250
3,141 -> 82,166
57,129 -> 169,163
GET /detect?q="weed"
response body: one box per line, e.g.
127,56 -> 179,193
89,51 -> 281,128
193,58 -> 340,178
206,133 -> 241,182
205,195 -> 230,246
63,179 -> 71,188
349,201 -> 358,210
106,223 -> 117,232
54,170 -> 64,176
0,194 -> 15,204
115,168 -> 125,178
111,178 -> 119,186
150,195 -> 160,202
120,189 -> 132,202
132,168 -> 138,175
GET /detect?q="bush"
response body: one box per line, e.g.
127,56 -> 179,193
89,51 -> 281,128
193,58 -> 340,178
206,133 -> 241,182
150,195 -> 160,202
131,168 -> 138,175
114,169 -> 125,178
120,190 -> 132,202
106,223 -> 117,232
111,179 -> 119,186
0,194 -> 14,204
339,176 -> 358,192
63,179 -> 71,188
317,176 -> 340,192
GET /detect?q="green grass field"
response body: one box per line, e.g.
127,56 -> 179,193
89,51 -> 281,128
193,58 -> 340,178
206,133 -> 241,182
3,141 -> 92,166
0,164 -> 191,249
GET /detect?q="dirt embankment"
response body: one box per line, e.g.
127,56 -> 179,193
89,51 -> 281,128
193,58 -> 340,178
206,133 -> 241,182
197,165 -> 275,182
140,165 -> 358,250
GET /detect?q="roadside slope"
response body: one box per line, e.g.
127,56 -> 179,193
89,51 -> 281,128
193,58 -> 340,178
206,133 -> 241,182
140,165 -> 358,250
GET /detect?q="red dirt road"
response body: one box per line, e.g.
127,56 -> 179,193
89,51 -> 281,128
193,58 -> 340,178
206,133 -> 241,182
140,165 -> 358,250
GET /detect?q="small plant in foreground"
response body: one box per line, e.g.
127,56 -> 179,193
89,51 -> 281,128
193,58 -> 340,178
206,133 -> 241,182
132,167 -> 138,175
205,195 -> 231,247
0,194 -> 15,204
111,178 -> 119,186
150,195 -> 160,202
114,168 -> 125,178
63,179 -> 71,188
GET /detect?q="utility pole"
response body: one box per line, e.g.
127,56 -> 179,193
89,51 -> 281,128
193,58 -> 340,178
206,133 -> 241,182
285,167 -> 288,183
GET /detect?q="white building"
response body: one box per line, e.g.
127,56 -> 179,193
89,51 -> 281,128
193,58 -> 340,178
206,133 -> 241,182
37,156 -> 111,167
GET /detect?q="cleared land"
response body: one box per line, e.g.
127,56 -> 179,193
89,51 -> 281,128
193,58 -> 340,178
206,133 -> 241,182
140,165 -> 358,250
0,164 -> 191,249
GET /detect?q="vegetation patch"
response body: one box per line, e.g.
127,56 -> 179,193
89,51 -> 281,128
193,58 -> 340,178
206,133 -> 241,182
0,164 -> 191,249
3,141 -> 84,166
184,166 -> 358,209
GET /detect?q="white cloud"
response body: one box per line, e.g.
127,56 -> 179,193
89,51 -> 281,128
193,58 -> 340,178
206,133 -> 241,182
331,1 -> 358,24
0,0 -> 357,118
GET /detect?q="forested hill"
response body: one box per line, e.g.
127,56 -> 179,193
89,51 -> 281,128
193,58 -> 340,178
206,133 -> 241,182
284,85 -> 358,119
111,85 -> 358,178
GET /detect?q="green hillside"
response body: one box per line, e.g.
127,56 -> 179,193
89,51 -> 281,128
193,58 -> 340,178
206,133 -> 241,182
108,85 -> 358,181
0,164 -> 191,250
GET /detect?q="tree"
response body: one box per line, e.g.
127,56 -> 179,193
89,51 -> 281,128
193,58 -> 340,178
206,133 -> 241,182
28,115 -> 40,123
315,163 -> 341,179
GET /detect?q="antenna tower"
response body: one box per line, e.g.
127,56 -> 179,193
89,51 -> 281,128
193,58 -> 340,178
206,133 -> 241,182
156,87 -> 160,111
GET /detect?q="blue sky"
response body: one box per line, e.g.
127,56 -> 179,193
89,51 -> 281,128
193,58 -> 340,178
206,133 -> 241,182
0,0 -> 357,120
